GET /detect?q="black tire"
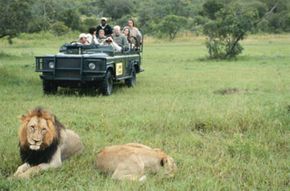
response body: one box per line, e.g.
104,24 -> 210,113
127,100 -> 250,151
125,67 -> 136,87
43,80 -> 57,94
100,71 -> 113,95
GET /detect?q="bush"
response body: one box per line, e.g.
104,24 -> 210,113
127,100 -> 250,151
157,15 -> 187,40
79,17 -> 98,32
50,22 -> 70,36
203,5 -> 258,59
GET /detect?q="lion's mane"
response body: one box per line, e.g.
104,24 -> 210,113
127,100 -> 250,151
18,107 -> 64,165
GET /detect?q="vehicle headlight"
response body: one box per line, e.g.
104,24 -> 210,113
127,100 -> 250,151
48,61 -> 55,69
88,63 -> 96,70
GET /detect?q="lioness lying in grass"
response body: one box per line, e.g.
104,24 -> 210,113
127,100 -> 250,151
95,143 -> 177,181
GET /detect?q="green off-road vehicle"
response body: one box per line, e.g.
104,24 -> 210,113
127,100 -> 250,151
35,43 -> 143,95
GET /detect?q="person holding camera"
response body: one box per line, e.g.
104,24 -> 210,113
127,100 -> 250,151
103,36 -> 122,52
97,29 -> 122,52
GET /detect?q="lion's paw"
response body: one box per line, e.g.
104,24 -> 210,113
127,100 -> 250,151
13,163 -> 30,177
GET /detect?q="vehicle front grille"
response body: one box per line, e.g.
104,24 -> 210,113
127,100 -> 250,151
55,71 -> 80,78
55,57 -> 82,79
56,58 -> 81,69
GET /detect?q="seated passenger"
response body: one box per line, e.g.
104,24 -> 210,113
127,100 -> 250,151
112,25 -> 129,51
102,36 -> 122,52
123,27 -> 137,49
78,33 -> 90,45
87,27 -> 99,45
97,29 -> 107,44
97,29 -> 121,52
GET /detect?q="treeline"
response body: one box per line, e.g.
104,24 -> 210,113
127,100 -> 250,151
1,0 -> 290,42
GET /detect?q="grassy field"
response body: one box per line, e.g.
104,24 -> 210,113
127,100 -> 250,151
0,33 -> 289,190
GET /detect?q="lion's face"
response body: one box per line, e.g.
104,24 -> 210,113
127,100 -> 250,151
19,108 -> 58,150
26,116 -> 50,150
162,156 -> 177,177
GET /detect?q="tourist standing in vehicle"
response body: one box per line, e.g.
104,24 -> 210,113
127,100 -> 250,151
96,17 -> 113,37
112,25 -> 129,50
127,19 -> 142,46
87,27 -> 99,45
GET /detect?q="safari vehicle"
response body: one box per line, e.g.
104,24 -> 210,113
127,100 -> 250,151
35,43 -> 143,95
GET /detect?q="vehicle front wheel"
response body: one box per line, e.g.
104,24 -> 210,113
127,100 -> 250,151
125,67 -> 136,87
43,80 -> 57,94
100,71 -> 113,95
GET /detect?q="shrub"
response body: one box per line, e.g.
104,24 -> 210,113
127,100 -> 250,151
157,15 -> 187,40
203,6 -> 258,59
50,22 -> 70,36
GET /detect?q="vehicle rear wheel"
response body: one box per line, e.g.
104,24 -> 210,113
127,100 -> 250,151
125,67 -> 136,87
43,80 -> 57,94
100,71 -> 113,95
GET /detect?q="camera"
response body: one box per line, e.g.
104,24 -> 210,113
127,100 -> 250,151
105,38 -> 112,43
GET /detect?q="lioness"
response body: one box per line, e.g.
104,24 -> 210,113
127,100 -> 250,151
13,107 -> 83,178
95,143 -> 177,181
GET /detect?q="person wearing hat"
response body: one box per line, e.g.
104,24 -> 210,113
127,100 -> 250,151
96,17 -> 113,37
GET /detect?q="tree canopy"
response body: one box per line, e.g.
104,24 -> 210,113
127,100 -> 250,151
0,0 -> 289,43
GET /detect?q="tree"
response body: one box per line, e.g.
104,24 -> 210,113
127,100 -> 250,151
58,9 -> 81,31
157,15 -> 187,40
99,0 -> 135,20
202,0 -> 224,20
0,0 -> 32,43
203,2 -> 258,59
138,0 -> 199,35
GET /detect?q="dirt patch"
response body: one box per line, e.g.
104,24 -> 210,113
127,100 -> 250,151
213,88 -> 250,95
193,122 -> 206,132
191,121 -> 218,133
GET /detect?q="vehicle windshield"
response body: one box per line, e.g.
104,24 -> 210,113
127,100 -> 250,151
59,44 -> 114,55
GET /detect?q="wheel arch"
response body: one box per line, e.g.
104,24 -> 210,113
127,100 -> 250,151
106,63 -> 115,77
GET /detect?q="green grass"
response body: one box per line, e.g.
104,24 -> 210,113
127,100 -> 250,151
0,33 -> 289,190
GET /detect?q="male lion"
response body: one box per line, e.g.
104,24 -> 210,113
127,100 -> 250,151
95,143 -> 177,181
13,107 -> 83,178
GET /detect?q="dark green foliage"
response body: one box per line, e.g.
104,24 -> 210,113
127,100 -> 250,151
203,2 -> 258,59
80,17 -> 98,32
202,0 -> 224,20
58,9 -> 81,31
0,0 -> 32,43
266,11 -> 290,33
99,0 -> 135,20
137,0 -> 200,35
1,0 -> 290,43
50,22 -> 70,36
157,15 -> 188,40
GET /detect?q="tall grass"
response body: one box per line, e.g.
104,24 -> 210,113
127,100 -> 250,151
0,33 -> 289,190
